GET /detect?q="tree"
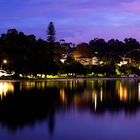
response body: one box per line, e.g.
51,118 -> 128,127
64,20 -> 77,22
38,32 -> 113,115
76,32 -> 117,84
102,39 -> 124,65
47,22 -> 56,43
124,38 -> 140,52
46,22 -> 61,75
63,61 -> 86,76
89,38 -> 107,58
75,43 -> 92,57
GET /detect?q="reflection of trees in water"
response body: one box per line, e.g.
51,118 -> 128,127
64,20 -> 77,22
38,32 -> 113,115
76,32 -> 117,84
70,80 -> 140,114
62,80 -> 140,115
0,80 -> 139,133
0,84 -> 60,134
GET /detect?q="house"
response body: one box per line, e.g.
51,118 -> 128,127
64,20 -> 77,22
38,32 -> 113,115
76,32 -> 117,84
72,50 -> 99,65
117,57 -> 131,67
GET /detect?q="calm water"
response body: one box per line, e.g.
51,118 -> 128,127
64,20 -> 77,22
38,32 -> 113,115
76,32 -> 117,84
0,79 -> 140,140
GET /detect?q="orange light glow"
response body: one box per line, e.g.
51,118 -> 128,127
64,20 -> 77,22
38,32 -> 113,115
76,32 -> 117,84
0,82 -> 14,100
118,82 -> 127,101
60,89 -> 66,103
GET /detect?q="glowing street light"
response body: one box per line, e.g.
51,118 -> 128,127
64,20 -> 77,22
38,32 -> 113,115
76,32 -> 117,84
1,59 -> 7,70
3,59 -> 7,64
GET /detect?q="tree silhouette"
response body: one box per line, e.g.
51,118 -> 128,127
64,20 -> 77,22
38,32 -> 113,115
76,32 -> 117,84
1,25 -> 140,77
47,21 -> 56,43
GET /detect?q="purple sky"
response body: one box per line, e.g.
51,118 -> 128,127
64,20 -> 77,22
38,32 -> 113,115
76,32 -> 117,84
0,0 -> 140,43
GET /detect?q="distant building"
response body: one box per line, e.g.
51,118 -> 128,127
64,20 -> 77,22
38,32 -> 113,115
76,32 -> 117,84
74,57 -> 98,65
72,50 -> 98,65
117,57 -> 131,67
60,53 -> 67,63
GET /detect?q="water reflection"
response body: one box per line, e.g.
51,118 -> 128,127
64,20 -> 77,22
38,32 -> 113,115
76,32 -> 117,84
0,82 -> 14,100
0,79 -> 140,134
118,82 -> 127,101
138,83 -> 140,101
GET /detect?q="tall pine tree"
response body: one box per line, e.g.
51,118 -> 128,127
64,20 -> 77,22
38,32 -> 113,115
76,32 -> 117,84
46,22 -> 59,74
47,21 -> 55,43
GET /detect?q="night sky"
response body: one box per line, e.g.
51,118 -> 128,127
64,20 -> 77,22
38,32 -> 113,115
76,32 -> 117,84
1,0 -> 140,43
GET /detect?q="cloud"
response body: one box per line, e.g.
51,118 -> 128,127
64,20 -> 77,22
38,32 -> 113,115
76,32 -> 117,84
1,0 -> 140,43
60,25 -> 140,43
121,1 -> 140,13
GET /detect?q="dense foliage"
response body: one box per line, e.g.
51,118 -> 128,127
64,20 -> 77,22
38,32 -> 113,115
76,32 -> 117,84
1,22 -> 140,77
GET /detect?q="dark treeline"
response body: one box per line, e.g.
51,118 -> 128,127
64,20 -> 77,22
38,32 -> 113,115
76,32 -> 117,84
1,22 -> 140,77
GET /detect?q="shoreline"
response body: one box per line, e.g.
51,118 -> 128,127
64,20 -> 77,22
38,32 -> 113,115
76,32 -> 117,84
0,76 -> 139,82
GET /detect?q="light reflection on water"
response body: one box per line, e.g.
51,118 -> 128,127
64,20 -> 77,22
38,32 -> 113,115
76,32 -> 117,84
0,82 -> 14,100
1,80 -> 140,109
0,79 -> 140,140
138,83 -> 140,101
